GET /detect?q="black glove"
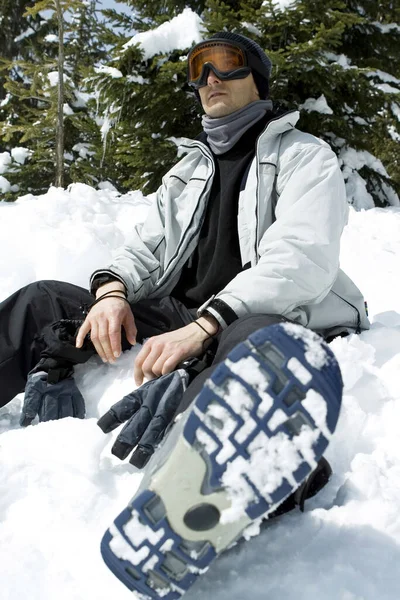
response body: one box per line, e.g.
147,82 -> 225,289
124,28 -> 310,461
38,319 -> 96,383
97,368 -> 192,469
20,370 -> 86,426
20,319 -> 95,426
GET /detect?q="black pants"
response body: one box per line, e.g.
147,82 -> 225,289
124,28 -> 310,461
0,280 -> 286,409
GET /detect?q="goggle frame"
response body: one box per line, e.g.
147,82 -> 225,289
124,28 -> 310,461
187,39 -> 252,89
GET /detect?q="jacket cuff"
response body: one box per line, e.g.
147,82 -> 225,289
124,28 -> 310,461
197,297 -> 238,330
90,270 -> 128,296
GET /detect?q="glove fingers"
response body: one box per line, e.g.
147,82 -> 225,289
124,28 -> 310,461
128,377 -> 187,468
38,379 -> 86,422
20,373 -> 47,427
97,392 -> 143,433
136,414 -> 169,451
39,393 -> 61,422
130,445 -> 153,469
129,415 -> 170,469
111,406 -> 152,460
72,389 -> 86,419
105,371 -> 189,462
111,439 -> 135,461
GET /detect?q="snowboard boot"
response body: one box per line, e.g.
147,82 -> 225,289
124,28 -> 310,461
100,323 -> 343,599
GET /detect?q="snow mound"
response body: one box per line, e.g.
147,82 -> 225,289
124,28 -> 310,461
1,186 -> 400,599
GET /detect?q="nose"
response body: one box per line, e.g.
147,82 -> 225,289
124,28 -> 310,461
206,67 -> 221,86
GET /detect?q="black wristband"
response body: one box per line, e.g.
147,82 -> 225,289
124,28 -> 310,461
89,294 -> 130,313
193,320 -> 214,339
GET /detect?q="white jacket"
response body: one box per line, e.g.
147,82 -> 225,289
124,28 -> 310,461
91,111 -> 370,336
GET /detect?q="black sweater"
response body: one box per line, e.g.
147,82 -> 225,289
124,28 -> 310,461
172,114 -> 271,309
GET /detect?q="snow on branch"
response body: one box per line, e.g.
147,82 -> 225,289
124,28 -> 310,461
123,8 -> 204,60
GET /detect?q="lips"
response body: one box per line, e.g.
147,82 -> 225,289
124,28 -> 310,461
208,91 -> 225,101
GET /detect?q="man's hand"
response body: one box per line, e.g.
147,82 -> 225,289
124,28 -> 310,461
76,281 -> 137,363
134,316 -> 219,386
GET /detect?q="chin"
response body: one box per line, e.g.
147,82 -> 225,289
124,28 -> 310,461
206,104 -> 234,118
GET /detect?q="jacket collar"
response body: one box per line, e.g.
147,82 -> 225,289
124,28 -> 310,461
179,109 -> 300,155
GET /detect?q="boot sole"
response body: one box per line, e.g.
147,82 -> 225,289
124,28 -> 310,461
100,324 -> 341,599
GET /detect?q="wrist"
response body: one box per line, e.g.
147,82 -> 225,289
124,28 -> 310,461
196,315 -> 220,337
96,282 -> 126,300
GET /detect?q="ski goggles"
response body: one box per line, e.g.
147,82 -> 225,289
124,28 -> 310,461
187,40 -> 251,89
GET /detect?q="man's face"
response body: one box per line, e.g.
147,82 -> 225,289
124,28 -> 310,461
198,70 -> 260,118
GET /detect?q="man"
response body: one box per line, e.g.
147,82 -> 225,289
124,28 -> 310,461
0,32 -> 369,599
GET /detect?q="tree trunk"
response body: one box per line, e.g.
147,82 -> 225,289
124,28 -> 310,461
54,0 -> 64,187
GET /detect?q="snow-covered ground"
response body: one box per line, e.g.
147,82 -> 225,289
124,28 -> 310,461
1,184 -> 400,600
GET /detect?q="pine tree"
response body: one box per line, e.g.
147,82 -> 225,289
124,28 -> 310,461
202,0 -> 400,207
92,0 -> 399,207
1,0 -> 398,205
86,1 -> 203,193
0,0 -> 107,199
0,0 -> 52,103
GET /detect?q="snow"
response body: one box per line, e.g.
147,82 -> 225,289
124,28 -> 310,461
366,69 -> 400,86
372,21 -> 400,33
63,103 -> 74,115
283,324 -> 330,369
44,34 -> 58,43
299,94 -> 333,115
14,27 -> 35,43
374,83 -> 400,95
47,72 -> 72,88
0,175 -> 11,193
47,71 -> 60,86
11,147 -> 32,165
0,92 -> 11,107
324,52 -> 354,69
123,8 -> 204,59
388,125 -> 400,141
1,183 -> 400,599
262,0 -> 296,10
392,102 -> 400,121
0,151 -> 12,174
339,148 -> 400,209
95,65 -> 123,79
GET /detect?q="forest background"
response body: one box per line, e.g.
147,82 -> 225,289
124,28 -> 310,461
0,0 -> 399,208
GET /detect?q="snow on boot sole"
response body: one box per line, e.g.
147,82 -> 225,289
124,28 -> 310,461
100,323 -> 343,599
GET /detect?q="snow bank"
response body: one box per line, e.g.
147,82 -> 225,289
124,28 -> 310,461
0,183 -> 151,301
1,185 -> 400,600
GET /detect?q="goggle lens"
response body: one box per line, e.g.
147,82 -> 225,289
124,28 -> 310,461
188,42 -> 246,83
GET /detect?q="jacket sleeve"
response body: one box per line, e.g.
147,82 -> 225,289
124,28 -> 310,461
213,142 -> 349,320
89,187 -> 167,299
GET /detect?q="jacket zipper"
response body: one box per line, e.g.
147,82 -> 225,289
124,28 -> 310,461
154,141 -> 215,296
254,110 -> 297,261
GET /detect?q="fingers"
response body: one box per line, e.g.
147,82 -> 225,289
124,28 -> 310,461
130,445 -> 153,469
134,343 -> 152,386
20,372 -> 47,426
90,321 -> 106,362
108,317 -> 125,358
111,406 -> 151,460
98,320 -> 116,363
134,344 -> 172,386
76,319 -> 91,349
123,312 -> 137,346
71,387 -> 86,419
77,298 -> 134,363
134,328 -> 201,386
97,390 -> 143,433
